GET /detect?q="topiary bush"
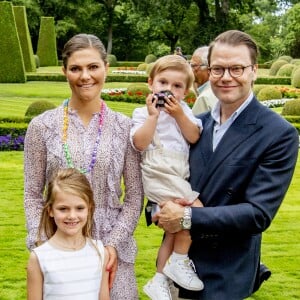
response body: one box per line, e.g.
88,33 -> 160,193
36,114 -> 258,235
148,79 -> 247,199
282,99 -> 300,116
145,54 -> 157,64
257,86 -> 282,101
127,83 -> 150,97
13,6 -> 36,72
253,85 -> 268,96
291,59 -> 300,66
25,100 -> 56,117
269,60 -> 288,76
291,68 -> 300,88
34,54 -> 40,68
137,63 -> 147,71
146,62 -> 155,75
278,55 -> 292,63
0,1 -> 26,83
277,64 -> 295,77
36,17 -> 58,66
108,54 -> 117,67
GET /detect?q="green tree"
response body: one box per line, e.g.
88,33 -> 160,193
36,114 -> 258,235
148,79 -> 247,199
281,3 -> 300,58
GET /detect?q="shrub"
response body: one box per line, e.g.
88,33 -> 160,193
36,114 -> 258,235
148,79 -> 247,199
127,83 -> 150,97
13,6 -> 36,73
146,62 -> 155,75
282,99 -> 300,116
291,68 -> 300,88
0,1 -> 26,83
269,60 -> 288,76
36,17 -> 58,66
253,85 -> 268,96
291,65 -> 300,77
137,63 -> 147,71
25,100 -> 56,117
257,86 -> 282,101
277,64 -> 295,77
278,55 -> 292,62
108,54 -> 117,67
145,54 -> 157,64
291,59 -> 300,66
34,54 -> 40,68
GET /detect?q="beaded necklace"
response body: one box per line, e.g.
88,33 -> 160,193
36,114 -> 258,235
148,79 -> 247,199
62,99 -> 106,174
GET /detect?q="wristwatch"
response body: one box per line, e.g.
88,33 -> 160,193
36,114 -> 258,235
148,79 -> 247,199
180,207 -> 192,230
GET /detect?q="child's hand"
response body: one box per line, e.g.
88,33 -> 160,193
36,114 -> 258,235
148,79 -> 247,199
146,94 -> 160,117
164,94 -> 183,118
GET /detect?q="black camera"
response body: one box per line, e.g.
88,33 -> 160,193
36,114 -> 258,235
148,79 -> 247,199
152,90 -> 174,107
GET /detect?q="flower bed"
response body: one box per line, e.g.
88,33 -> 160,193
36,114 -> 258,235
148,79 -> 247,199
0,134 -> 24,151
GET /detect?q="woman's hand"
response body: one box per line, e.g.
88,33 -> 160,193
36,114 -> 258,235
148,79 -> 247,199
105,245 -> 118,289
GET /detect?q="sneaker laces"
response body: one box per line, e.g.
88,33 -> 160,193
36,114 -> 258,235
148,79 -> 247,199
159,279 -> 171,297
180,258 -> 198,276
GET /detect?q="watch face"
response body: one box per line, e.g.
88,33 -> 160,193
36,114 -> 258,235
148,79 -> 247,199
183,218 -> 191,229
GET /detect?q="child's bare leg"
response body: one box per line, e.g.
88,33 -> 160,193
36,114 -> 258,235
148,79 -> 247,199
173,229 -> 191,255
157,232 -> 174,273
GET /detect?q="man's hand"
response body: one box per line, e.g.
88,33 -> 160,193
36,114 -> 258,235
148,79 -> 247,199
105,245 -> 118,289
154,200 -> 186,233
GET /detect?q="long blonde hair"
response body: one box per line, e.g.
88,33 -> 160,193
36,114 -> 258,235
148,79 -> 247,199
36,168 -> 95,246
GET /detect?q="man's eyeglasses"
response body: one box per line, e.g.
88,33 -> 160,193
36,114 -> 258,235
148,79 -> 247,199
208,65 -> 253,78
189,63 -> 208,70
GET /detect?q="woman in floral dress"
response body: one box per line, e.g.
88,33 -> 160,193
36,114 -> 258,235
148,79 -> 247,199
24,33 -> 144,300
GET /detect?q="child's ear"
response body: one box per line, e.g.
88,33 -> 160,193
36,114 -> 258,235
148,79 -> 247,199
48,206 -> 54,217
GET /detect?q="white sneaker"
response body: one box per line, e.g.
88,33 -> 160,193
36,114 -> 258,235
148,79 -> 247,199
143,277 -> 172,300
163,258 -> 204,291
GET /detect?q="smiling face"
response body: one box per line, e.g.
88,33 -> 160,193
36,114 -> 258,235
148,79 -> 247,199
49,190 -> 89,239
209,43 -> 257,109
148,69 -> 189,102
63,47 -> 108,103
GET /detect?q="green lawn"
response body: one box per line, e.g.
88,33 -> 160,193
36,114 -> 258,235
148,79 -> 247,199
0,151 -> 299,299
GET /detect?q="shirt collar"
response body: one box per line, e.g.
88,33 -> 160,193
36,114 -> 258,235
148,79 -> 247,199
211,92 -> 254,124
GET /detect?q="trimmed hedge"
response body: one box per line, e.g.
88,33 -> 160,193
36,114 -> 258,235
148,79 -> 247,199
255,77 -> 291,85
36,17 -> 58,67
13,6 -> 36,72
0,1 -> 26,83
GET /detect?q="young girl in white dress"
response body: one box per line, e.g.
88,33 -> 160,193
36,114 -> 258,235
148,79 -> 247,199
27,168 -> 110,300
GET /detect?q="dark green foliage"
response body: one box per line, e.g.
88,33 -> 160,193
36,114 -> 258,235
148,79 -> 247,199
257,86 -> 282,101
0,1 -> 26,83
36,17 -> 58,67
145,54 -> 157,64
13,6 -> 36,72
108,54 -> 117,67
292,68 -> 300,88
282,99 -> 300,116
0,123 -> 27,136
269,60 -> 288,76
25,100 -> 56,117
255,77 -> 291,85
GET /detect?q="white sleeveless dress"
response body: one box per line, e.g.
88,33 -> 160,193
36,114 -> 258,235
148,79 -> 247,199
33,239 -> 105,300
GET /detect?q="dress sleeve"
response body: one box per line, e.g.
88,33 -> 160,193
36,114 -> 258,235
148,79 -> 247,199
24,118 -> 47,250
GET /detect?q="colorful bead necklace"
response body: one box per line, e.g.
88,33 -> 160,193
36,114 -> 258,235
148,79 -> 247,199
62,99 -> 106,174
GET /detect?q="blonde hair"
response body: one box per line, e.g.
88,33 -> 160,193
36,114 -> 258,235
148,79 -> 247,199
36,168 -> 95,246
149,55 -> 195,90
